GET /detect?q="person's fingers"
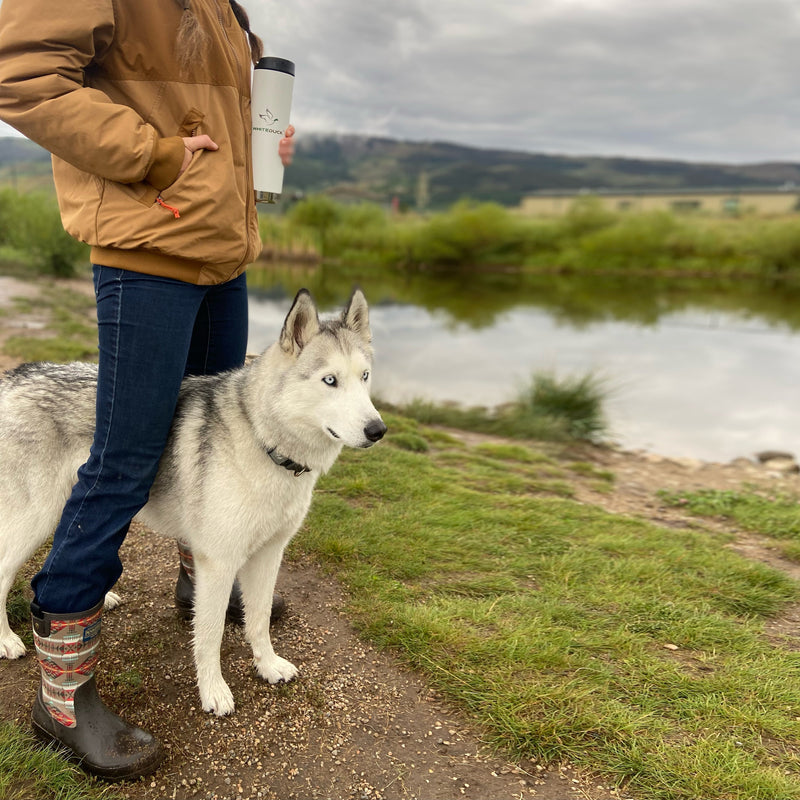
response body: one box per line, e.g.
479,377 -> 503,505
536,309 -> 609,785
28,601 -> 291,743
278,128 -> 295,167
182,134 -> 219,153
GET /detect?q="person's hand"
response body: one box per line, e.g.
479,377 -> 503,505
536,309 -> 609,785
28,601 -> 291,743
179,134 -> 219,176
278,125 -> 295,167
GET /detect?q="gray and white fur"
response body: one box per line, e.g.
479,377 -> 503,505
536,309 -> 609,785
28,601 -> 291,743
0,289 -> 386,716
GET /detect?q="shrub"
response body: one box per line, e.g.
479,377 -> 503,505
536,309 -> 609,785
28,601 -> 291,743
576,212 -> 679,269
323,202 -> 402,265
560,196 -> 617,237
409,200 -> 523,267
287,194 -> 342,255
0,188 -> 87,277
753,219 -> 800,276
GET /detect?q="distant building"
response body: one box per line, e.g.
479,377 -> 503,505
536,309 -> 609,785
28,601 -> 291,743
519,187 -> 800,217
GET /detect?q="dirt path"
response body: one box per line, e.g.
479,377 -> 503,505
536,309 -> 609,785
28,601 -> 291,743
1,275 -> 799,799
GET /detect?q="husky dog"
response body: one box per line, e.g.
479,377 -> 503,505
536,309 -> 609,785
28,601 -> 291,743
0,289 -> 386,716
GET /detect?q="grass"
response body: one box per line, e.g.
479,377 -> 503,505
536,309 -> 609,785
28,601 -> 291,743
0,722 -> 119,800
659,488 -> 800,562
290,414 -> 800,799
2,283 -> 97,363
4,414 -> 800,798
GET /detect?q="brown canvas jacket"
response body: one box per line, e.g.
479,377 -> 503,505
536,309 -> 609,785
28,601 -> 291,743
0,0 -> 261,284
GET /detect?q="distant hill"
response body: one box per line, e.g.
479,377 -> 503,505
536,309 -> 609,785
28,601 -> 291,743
3,134 -> 800,209
285,135 -> 800,209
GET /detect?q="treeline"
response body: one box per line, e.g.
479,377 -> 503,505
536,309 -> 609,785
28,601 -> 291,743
268,194 -> 800,278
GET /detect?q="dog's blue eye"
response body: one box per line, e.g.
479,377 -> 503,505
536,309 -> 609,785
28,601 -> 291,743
322,375 -> 337,387
362,370 -> 370,381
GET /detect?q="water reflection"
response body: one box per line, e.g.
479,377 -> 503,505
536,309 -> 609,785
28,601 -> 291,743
247,262 -> 800,330
246,263 -> 800,462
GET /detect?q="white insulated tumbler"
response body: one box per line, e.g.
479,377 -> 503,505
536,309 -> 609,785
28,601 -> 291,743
251,56 -> 295,203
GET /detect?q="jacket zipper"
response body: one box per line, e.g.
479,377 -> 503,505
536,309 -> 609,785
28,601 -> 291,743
156,197 -> 181,218
215,3 -> 243,77
216,1 -> 255,264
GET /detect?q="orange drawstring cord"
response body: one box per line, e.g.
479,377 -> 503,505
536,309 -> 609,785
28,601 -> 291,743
156,197 -> 181,219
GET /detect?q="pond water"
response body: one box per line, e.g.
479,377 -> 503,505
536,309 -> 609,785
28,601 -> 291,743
245,265 -> 800,463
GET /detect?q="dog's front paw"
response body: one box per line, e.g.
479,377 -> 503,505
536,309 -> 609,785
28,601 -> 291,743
255,655 -> 298,684
0,632 -> 26,660
103,591 -> 122,611
199,678 -> 235,716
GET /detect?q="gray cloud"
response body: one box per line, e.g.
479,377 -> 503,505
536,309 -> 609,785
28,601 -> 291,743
249,0 -> 800,162
0,0 -> 798,163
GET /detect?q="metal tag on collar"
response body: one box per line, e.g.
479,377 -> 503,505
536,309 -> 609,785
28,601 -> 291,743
266,446 -> 311,477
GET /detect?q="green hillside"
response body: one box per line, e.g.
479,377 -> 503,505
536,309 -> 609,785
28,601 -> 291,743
3,134 -> 800,209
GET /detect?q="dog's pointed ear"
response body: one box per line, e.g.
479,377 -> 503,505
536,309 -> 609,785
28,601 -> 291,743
280,289 -> 320,355
341,288 -> 371,345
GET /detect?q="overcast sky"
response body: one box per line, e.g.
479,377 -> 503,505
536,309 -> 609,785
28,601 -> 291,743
1,0 -> 799,164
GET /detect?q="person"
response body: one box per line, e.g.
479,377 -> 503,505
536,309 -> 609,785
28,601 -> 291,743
0,0 -> 294,780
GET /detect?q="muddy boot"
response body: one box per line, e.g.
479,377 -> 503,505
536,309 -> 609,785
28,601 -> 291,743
174,542 -> 286,625
30,601 -> 163,780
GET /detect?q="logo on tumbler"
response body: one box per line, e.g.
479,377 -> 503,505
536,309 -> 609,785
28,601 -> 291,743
259,108 -> 279,126
254,107 -> 284,136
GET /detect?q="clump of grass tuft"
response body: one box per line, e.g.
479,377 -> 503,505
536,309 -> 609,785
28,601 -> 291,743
382,370 -> 608,444
516,371 -> 607,441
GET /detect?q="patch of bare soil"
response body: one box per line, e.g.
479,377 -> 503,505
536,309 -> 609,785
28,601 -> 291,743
2,277 -> 799,799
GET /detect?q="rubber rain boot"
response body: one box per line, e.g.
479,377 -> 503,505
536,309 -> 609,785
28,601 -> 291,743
31,601 -> 163,780
174,541 -> 286,624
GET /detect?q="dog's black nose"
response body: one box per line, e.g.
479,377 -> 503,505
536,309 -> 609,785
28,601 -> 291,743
365,419 -> 387,443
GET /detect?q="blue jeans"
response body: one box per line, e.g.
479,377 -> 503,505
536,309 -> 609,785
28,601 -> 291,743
31,266 -> 249,614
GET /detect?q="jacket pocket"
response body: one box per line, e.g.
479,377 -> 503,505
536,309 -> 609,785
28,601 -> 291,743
156,146 -> 207,206
132,109 -> 208,208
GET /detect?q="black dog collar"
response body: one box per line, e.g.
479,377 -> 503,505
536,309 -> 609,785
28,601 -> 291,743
266,446 -> 311,477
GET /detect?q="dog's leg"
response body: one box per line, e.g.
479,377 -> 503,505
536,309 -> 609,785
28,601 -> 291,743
0,570 -> 26,659
0,534 -> 46,659
238,539 -> 298,684
191,555 -> 238,716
